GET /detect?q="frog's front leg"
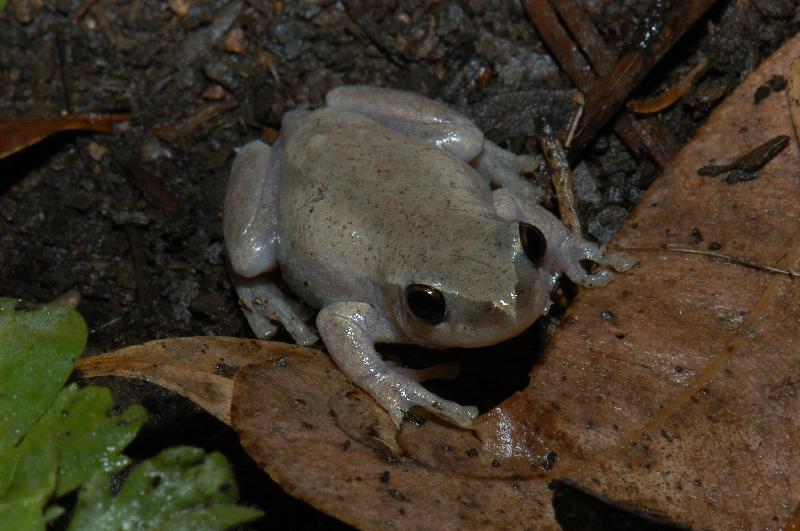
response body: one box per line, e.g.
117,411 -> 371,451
493,189 -> 634,287
317,302 -> 478,428
224,140 -> 318,345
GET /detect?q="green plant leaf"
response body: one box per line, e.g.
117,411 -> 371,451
25,384 -> 145,497
70,447 -> 263,531
0,298 -> 87,446
0,425 -> 58,531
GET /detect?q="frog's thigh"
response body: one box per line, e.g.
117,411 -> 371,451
326,85 -> 484,161
317,302 -> 478,427
493,189 -> 633,287
224,140 -> 280,277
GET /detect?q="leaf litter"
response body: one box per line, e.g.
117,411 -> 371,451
77,32 -> 800,531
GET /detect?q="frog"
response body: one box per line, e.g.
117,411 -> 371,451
224,85 -> 633,428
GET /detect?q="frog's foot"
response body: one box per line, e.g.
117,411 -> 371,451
233,274 -> 319,345
318,302 -> 478,428
557,236 -> 636,288
377,374 -> 478,428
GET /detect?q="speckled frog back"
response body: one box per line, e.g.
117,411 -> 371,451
276,107 -> 514,309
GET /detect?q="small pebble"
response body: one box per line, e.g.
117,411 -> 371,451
168,0 -> 189,17
223,27 -> 246,54
202,84 -> 227,100
87,141 -> 107,161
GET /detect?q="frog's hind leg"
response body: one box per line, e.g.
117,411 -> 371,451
326,85 -> 484,161
225,140 -> 280,276
474,140 -> 543,204
225,140 -> 319,345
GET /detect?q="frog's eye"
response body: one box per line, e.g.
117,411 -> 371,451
520,223 -> 547,266
405,284 -> 447,324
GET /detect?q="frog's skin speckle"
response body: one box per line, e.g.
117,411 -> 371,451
224,86 -> 633,427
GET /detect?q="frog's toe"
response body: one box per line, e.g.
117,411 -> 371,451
574,249 -> 636,287
378,380 -> 477,428
559,239 -> 626,288
598,250 -> 636,272
427,400 -> 479,428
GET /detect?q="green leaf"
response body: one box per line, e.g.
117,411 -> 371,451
0,0 -> 6,12
25,384 -> 145,497
70,447 -> 263,531
0,424 -> 58,531
0,298 -> 87,445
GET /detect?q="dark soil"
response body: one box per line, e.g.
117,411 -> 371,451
1,0 -> 797,528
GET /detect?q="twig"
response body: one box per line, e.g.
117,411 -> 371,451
111,156 -> 181,213
524,0 -> 682,167
567,0 -> 719,158
628,57 -> 709,114
71,0 -> 99,23
697,135 -> 789,183
536,117 -> 582,236
55,27 -> 74,115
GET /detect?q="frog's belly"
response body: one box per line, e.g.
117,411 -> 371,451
276,110 -> 495,309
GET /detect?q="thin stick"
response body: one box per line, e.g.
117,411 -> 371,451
622,245 -> 800,278
627,57 -> 709,114
537,117 -> 582,236
568,0 -> 719,157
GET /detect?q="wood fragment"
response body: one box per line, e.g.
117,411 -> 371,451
564,91 -> 584,148
71,0 -> 98,22
697,134 -> 789,183
537,117 -> 582,235
112,157 -> 181,213
0,113 -> 130,161
567,0 -> 719,158
628,57 -> 709,114
525,0 -> 682,167
55,27 -> 74,114
153,97 -> 238,144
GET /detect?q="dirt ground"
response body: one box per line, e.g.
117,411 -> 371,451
1,0 -> 798,528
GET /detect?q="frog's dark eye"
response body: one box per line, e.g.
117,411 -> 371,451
519,223 -> 547,266
405,284 -> 447,324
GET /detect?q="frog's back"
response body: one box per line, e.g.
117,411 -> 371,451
277,107 -> 496,308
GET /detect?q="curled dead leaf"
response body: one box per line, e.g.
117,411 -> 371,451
75,337 -> 315,425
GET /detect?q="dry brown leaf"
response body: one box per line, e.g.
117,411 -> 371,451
0,113 -> 129,160
75,337 -> 314,425
228,34 -> 800,529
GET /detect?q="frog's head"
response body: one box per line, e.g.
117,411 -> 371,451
391,218 -> 559,348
